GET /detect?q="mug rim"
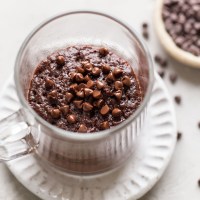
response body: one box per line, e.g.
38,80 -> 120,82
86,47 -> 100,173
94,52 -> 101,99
14,11 -> 154,142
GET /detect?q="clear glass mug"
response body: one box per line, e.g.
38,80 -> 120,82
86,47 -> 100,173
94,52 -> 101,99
0,11 -> 154,175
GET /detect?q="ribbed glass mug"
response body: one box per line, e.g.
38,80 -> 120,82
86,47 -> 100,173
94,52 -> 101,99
0,11 -> 154,175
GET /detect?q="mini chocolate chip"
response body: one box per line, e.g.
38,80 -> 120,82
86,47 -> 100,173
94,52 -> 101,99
76,66 -> 85,74
96,81 -> 105,90
69,83 -> 78,92
100,105 -> 110,115
99,47 -> 109,57
177,132 -> 182,141
122,76 -> 131,87
154,55 -> 161,64
45,79 -> 54,90
67,114 -> 77,124
69,72 -> 76,81
174,96 -> 181,105
142,22 -> 148,29
50,109 -> 61,119
96,99 -> 104,108
198,122 -> 200,129
47,90 -> 58,105
76,90 -> 85,98
75,73 -> 84,82
198,179 -> 200,187
169,73 -> 177,84
92,67 -> 101,76
65,92 -> 73,103
142,29 -> 149,40
102,64 -> 111,74
60,105 -> 69,115
87,80 -> 95,88
160,59 -> 168,68
114,81 -> 123,90
100,121 -> 110,130
56,55 -> 65,66
158,70 -> 165,78
93,90 -> 102,99
114,90 -> 122,100
113,68 -> 123,78
112,108 -> 122,117
78,83 -> 86,90
84,75 -> 91,82
73,100 -> 83,109
78,124 -> 87,133
106,72 -> 115,82
82,102 -> 93,112
84,88 -> 93,97
82,62 -> 93,72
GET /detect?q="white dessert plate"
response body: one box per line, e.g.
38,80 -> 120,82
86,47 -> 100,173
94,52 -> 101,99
0,73 -> 177,200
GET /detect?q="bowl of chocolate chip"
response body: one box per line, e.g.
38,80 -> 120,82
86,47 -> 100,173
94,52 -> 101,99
0,11 -> 154,174
155,0 -> 200,68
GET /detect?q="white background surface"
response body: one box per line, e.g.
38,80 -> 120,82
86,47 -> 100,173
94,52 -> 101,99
0,0 -> 200,199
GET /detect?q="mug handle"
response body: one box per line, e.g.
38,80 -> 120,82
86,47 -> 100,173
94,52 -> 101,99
0,108 -> 38,161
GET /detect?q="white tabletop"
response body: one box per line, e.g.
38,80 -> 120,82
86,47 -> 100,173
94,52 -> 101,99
0,0 -> 200,199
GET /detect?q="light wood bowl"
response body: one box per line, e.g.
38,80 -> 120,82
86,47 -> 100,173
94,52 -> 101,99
154,0 -> 200,68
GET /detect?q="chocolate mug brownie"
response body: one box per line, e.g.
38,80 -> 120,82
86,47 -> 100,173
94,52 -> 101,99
28,45 -> 143,133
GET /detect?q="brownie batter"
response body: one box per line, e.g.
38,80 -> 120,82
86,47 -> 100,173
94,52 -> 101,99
28,45 -> 143,133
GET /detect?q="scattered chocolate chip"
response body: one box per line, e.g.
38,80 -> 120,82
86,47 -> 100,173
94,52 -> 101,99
76,66 -> 85,74
142,22 -> 148,29
73,100 -> 83,109
56,55 -> 65,66
142,29 -> 149,40
198,179 -> 200,187
50,109 -> 61,119
177,132 -> 182,141
198,122 -> 200,129
96,81 -> 105,90
160,59 -> 168,68
45,79 -> 54,90
112,108 -> 122,117
114,90 -> 122,100
65,92 -> 73,103
76,90 -> 85,98
84,88 -> 93,97
158,70 -> 165,78
99,47 -> 109,57
100,121 -> 110,130
78,124 -> 87,133
75,73 -> 84,82
114,81 -> 123,90
113,68 -> 123,78
169,73 -> 178,84
82,102 -> 93,112
154,55 -> 161,64
174,96 -> 181,105
122,76 -> 131,87
92,67 -> 101,76
60,105 -> 69,115
93,90 -> 102,99
67,114 -> 77,124
100,104 -> 110,115
106,72 -> 115,82
102,64 -> 111,74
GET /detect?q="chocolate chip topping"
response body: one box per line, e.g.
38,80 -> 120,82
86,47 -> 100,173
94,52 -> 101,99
78,124 -> 87,133
67,114 -> 76,124
100,105 -> 110,115
82,102 -> 93,112
28,45 -> 143,133
56,55 -> 65,66
99,47 -> 109,57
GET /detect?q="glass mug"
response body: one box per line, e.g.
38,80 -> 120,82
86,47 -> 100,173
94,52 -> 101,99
0,11 -> 154,175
